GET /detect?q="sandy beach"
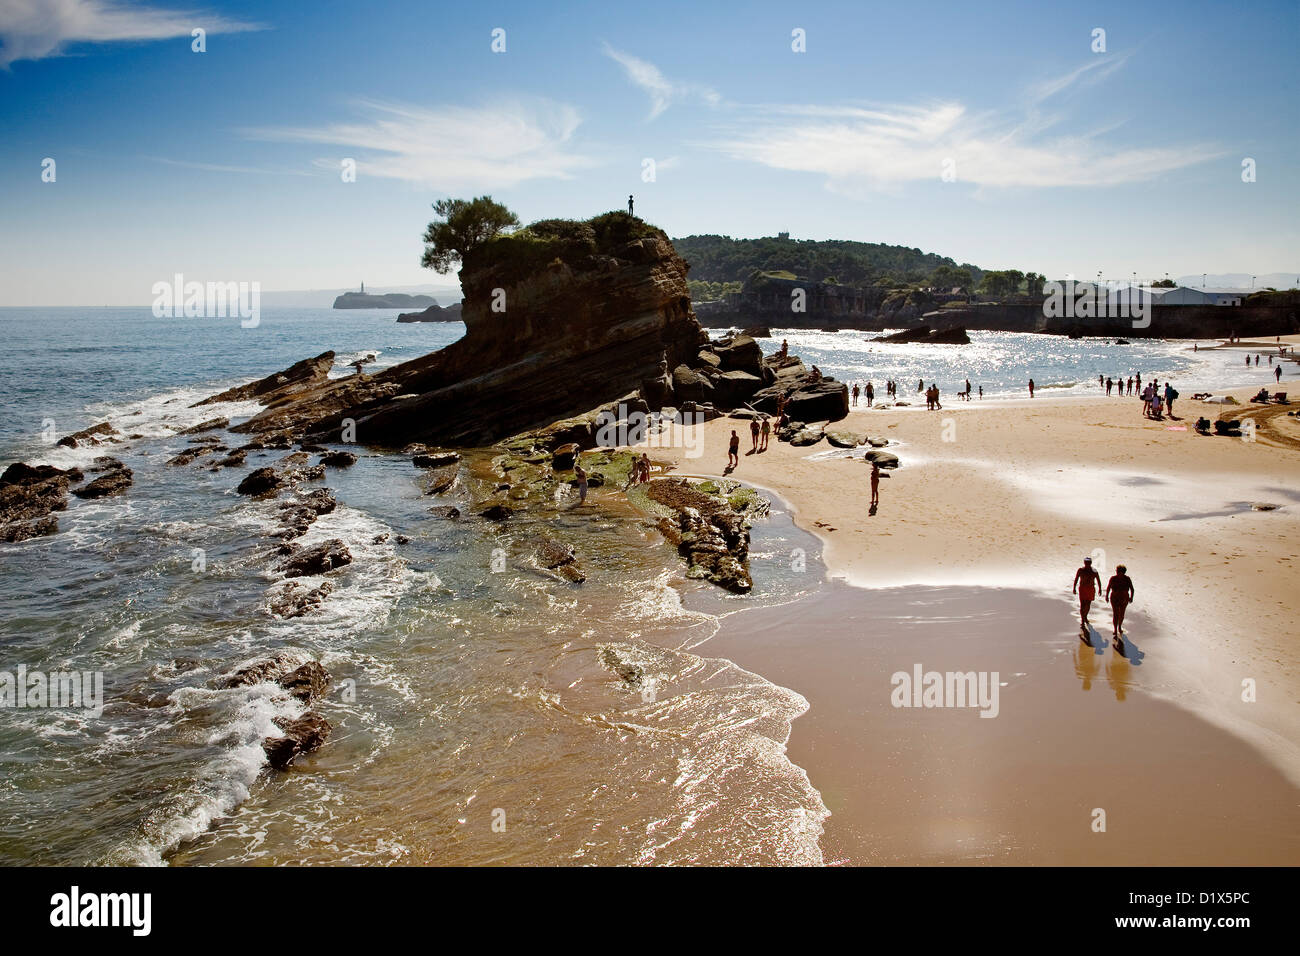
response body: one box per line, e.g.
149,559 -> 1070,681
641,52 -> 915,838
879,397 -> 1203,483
641,338 -> 1300,862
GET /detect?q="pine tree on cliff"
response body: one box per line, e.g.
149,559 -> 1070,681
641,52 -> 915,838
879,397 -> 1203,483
421,196 -> 520,273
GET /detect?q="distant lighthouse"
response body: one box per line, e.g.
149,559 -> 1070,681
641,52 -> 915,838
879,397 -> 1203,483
360,281 -> 365,294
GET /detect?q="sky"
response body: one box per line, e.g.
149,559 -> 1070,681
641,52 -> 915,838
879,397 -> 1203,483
0,0 -> 1296,305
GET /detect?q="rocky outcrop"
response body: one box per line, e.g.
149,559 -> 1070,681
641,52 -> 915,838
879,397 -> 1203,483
193,351 -> 336,407
71,463 -> 132,499
396,301 -> 464,323
637,478 -> 767,593
0,462 -> 80,541
199,214 -> 706,448
56,422 -> 119,448
873,325 -> 970,344
264,713 -> 332,769
276,538 -> 352,577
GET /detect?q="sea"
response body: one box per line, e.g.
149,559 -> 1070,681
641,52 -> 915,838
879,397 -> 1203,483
0,307 -> 1265,865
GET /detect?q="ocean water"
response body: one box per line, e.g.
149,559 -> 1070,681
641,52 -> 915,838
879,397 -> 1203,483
0,308 -> 826,866
0,308 -> 1260,865
759,327 -> 1265,400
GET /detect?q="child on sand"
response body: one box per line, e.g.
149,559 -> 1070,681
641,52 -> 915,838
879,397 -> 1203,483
869,461 -> 880,509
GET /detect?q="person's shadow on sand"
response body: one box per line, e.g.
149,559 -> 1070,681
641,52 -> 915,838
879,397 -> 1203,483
723,463 -> 736,476
1112,632 -> 1145,664
1080,624 -> 1106,654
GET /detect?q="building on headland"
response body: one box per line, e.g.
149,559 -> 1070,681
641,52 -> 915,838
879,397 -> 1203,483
1107,285 -> 1243,309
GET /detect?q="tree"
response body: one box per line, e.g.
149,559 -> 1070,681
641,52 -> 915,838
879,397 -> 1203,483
1151,278 -> 1176,288
421,196 -> 520,273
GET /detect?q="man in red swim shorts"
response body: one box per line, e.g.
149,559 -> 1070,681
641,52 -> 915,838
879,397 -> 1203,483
1073,556 -> 1101,630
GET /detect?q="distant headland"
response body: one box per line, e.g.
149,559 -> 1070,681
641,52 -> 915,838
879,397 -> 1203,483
333,283 -> 437,309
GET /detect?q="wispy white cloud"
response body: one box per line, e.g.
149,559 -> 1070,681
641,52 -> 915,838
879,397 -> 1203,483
704,59 -> 1223,192
0,0 -> 264,66
244,98 -> 598,191
601,42 -> 720,120
144,155 -> 313,176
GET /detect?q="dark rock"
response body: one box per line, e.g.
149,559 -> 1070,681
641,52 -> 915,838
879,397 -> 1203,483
0,516 -> 59,542
786,380 -> 849,423
319,451 -> 357,468
279,661 -> 330,703
789,427 -> 824,447
552,443 -> 580,470
712,334 -> 764,375
236,467 -> 283,496
267,580 -> 334,618
429,506 -> 461,519
56,422 -> 118,448
872,325 -> 970,345
72,467 -> 133,499
412,448 -> 461,469
672,365 -> 715,403
195,352 -> 335,407
276,538 -> 352,577
705,369 -> 764,408
181,416 -> 229,435
263,712 -> 332,769
477,503 -> 514,521
864,450 -> 900,469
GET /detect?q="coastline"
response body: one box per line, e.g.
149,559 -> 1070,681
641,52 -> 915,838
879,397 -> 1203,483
643,341 -> 1300,861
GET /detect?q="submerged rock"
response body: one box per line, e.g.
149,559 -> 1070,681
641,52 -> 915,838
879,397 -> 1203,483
319,450 -> 358,468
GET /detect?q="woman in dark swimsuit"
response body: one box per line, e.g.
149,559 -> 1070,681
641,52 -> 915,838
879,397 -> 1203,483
1105,564 -> 1135,640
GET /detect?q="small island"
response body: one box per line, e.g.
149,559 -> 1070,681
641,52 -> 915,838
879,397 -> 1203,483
332,283 -> 437,309
396,301 -> 464,323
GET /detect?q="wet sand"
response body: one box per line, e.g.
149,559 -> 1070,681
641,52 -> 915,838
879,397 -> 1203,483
702,581 -> 1300,865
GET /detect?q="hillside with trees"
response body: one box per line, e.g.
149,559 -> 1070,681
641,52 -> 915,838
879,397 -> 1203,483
671,234 -> 986,289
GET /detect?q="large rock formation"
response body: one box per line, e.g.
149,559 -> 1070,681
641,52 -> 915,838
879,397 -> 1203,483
396,301 -> 464,323
202,214 -> 706,448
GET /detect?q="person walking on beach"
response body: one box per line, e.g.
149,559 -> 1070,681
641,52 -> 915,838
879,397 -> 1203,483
851,383 -> 860,406
728,430 -> 740,469
749,417 -> 761,452
869,460 -> 880,509
918,378 -> 924,393
866,381 -> 874,406
978,385 -> 983,400
1073,556 -> 1102,630
760,416 -> 771,451
1165,382 -> 1176,416
1276,365 -> 1283,384
1028,378 -> 1035,398
1105,565 -> 1135,640
1106,377 -> 1113,396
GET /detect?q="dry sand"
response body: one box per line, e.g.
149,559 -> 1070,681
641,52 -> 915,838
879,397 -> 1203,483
631,340 -> 1300,862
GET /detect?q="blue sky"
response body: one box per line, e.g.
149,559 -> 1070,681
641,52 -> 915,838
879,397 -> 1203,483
1,0 -> 1296,305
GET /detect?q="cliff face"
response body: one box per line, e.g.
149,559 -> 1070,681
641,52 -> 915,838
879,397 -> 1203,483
225,221 -> 706,447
